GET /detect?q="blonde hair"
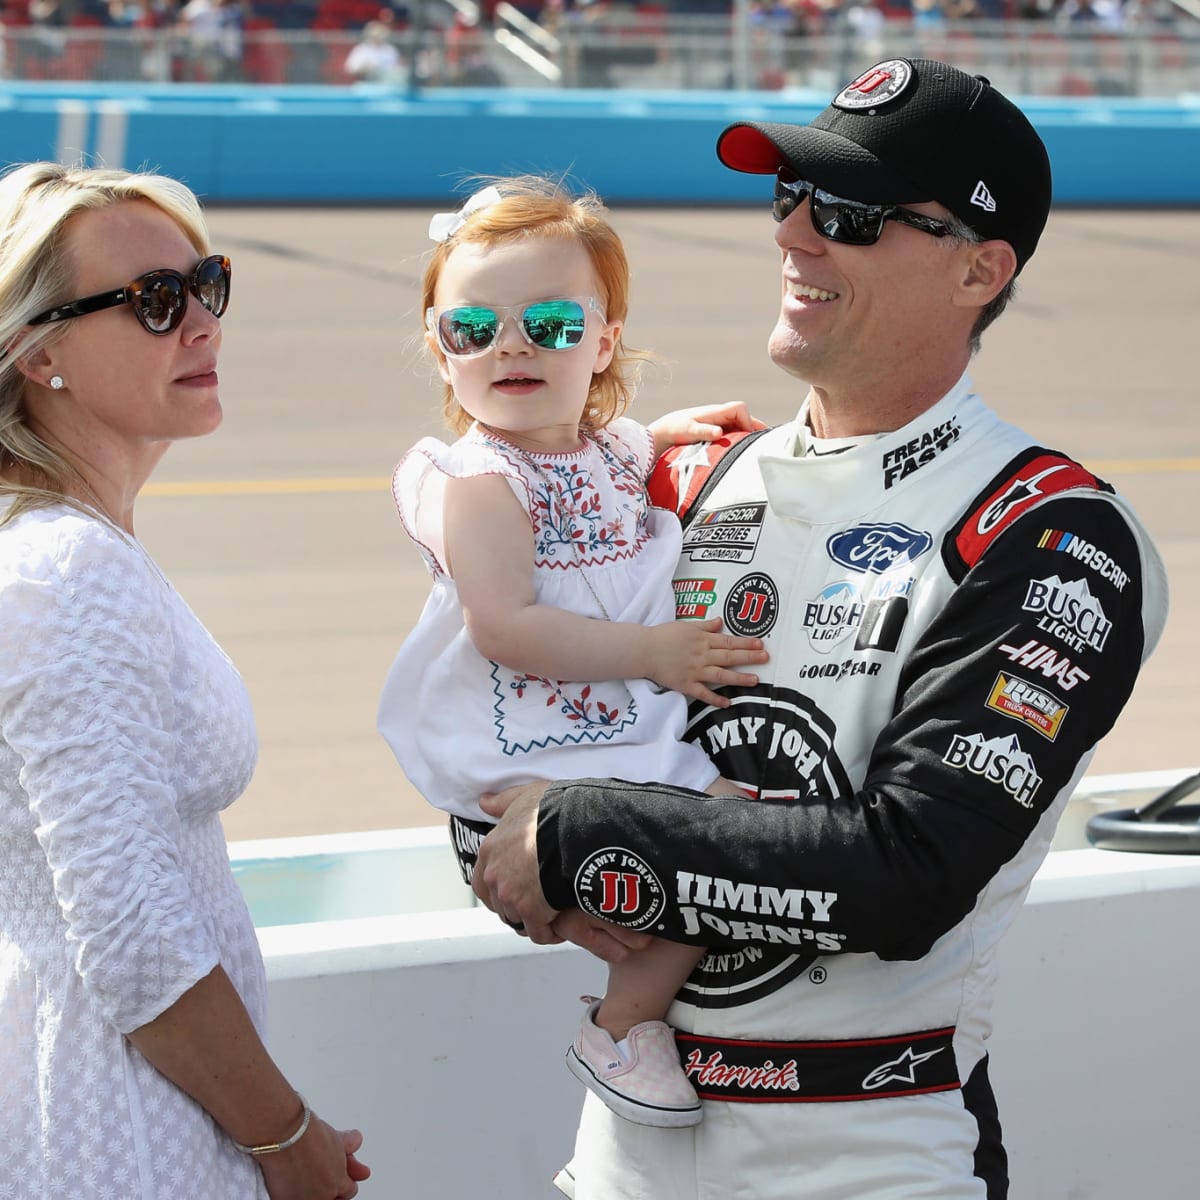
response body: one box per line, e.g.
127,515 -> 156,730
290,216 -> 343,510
423,175 -> 653,437
0,162 -> 211,525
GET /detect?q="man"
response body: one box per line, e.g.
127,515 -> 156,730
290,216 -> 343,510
473,58 -> 1168,1199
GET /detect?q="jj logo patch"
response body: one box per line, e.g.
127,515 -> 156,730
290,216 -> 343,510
575,847 -> 665,930
724,573 -> 779,637
834,59 -> 913,110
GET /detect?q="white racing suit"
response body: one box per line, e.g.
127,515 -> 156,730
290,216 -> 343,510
540,375 -> 1168,1199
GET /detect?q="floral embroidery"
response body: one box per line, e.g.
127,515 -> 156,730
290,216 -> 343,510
509,674 -> 624,726
485,432 -> 650,567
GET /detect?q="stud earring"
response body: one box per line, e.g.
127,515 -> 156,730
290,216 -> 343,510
49,375 -> 64,390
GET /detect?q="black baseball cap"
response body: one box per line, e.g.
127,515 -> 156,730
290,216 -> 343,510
716,58 -> 1052,272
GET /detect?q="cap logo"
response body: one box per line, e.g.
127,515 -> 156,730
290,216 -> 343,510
971,181 -> 997,212
833,59 -> 913,111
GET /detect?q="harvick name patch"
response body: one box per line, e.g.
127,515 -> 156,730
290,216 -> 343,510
676,1027 -> 960,1102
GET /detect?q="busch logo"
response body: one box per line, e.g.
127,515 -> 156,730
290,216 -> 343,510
943,732 -> 1043,808
1022,575 -> 1112,654
575,848 -> 664,929
804,578 -> 911,655
803,581 -> 865,652
826,524 -> 933,575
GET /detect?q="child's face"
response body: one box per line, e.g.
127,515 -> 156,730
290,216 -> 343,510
428,235 -> 621,453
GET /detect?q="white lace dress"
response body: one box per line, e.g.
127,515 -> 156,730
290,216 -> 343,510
377,418 -> 719,823
0,503 -> 267,1199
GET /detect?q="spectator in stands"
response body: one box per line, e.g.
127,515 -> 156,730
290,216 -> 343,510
911,0 -> 948,28
747,0 -> 794,88
1057,0 -> 1125,25
104,1 -> 148,80
178,0 -> 245,82
107,0 -> 147,23
27,0 -> 69,77
445,10 -> 500,85
843,0 -> 886,59
344,19 -> 403,83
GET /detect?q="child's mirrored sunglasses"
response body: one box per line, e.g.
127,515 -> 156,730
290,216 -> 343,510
773,171 -> 955,246
427,296 -> 604,359
28,254 -> 232,336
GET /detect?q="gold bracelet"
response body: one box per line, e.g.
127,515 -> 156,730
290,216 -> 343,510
231,1095 -> 312,1156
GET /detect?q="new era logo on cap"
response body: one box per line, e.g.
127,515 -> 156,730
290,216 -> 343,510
971,182 -> 997,212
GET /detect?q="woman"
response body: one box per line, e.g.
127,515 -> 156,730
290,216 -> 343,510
0,163 -> 369,1198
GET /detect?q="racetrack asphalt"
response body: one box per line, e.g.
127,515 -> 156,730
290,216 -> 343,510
131,203 -> 1199,841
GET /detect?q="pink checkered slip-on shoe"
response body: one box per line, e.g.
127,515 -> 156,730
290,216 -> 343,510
565,997 -> 703,1128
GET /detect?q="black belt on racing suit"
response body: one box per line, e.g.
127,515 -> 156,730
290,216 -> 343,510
674,1028 -> 960,1102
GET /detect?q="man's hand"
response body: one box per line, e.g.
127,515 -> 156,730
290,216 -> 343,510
475,782 -> 560,942
648,401 -> 766,458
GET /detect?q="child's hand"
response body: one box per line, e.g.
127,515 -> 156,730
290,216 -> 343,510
644,617 -> 768,707
648,403 -> 767,459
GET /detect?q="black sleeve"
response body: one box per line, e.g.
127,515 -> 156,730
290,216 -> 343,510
536,494 -> 1149,960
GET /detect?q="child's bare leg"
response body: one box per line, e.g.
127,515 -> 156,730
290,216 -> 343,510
597,939 -> 705,1041
706,774 -> 745,797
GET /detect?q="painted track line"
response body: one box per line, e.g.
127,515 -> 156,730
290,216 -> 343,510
143,457 -> 1200,500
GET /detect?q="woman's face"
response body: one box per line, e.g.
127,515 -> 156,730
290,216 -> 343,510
35,199 -> 224,465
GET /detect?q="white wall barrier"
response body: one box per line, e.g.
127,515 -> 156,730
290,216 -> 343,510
234,770 -> 1200,1199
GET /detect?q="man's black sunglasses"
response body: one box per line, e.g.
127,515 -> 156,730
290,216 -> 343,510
773,172 -> 956,246
28,254 -> 232,336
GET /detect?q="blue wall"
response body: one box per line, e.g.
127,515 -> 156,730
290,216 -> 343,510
2,82 -> 1198,205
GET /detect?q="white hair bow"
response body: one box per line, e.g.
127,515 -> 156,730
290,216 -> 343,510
428,185 -> 503,243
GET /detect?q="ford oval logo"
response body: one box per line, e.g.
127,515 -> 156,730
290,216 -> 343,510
827,523 -> 933,575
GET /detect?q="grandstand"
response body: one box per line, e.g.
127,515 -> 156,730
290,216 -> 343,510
0,0 -> 1196,92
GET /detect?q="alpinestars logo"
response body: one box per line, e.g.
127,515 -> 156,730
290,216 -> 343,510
862,1045 -> 946,1091
575,848 -> 665,930
971,181 -> 997,212
976,464 -> 1072,537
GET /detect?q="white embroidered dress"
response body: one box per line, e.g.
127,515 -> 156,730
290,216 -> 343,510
0,504 -> 266,1199
378,418 -> 719,823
